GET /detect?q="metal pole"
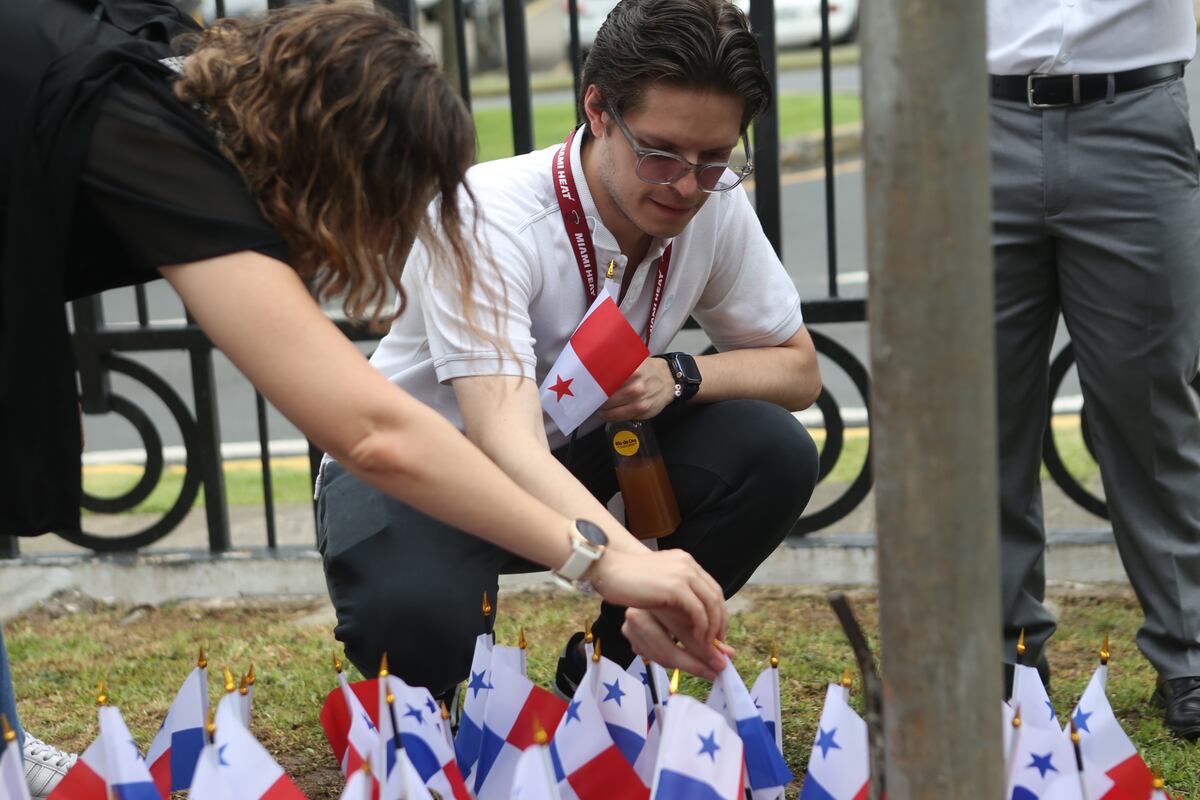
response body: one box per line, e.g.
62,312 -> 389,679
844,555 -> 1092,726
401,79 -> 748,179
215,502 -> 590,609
749,0 -> 781,256
819,0 -> 838,297
502,0 -> 534,155
861,0 -> 1003,795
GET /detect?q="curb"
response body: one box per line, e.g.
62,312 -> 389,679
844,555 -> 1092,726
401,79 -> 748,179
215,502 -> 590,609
0,527 -> 1128,622
780,123 -> 862,171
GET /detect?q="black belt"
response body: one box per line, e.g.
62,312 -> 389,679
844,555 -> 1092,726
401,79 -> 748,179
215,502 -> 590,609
990,62 -> 1184,108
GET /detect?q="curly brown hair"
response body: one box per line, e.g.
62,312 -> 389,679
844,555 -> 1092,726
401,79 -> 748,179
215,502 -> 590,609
173,3 -> 479,331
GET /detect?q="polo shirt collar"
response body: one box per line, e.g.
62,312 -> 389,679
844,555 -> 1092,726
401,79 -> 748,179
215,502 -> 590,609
568,125 -> 673,267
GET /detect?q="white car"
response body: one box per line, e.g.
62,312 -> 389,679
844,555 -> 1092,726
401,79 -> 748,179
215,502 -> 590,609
567,0 -> 858,53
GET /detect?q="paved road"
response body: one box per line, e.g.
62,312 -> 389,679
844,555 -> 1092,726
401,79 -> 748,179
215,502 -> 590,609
81,61 -> 1200,455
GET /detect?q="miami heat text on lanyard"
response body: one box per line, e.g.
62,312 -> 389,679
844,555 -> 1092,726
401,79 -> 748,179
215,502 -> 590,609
552,127 -> 672,344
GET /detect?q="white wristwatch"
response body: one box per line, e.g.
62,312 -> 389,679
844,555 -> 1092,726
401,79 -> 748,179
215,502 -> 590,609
552,519 -> 608,592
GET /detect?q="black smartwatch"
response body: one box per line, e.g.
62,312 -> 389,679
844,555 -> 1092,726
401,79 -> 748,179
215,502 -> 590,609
656,352 -> 702,406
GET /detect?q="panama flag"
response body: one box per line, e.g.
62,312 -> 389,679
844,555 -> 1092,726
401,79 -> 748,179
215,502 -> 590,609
712,662 -> 792,800
1036,767 -> 1115,800
96,706 -> 158,800
473,662 -> 567,800
1014,664 -> 1059,730
539,287 -> 650,436
650,694 -> 744,800
511,739 -> 563,800
340,763 -> 374,800
337,672 -> 381,778
385,676 -> 470,800
798,684 -> 868,800
626,658 -> 669,728
185,741 -> 224,800
1,725 -> 32,800
145,664 -> 207,797
1006,720 -> 1078,800
1066,665 -> 1153,799
633,712 -> 663,789
211,692 -> 306,799
456,633 -> 497,782
550,671 -> 648,800
47,737 -> 106,799
591,655 -> 648,769
749,666 -> 782,751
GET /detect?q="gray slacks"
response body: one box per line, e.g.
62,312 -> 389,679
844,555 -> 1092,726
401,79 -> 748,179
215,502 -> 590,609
993,74 -> 1200,678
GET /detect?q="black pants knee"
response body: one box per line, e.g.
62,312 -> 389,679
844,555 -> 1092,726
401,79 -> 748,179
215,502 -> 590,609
317,398 -> 818,694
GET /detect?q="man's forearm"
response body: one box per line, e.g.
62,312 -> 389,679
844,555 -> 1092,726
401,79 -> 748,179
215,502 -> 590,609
692,328 -> 821,411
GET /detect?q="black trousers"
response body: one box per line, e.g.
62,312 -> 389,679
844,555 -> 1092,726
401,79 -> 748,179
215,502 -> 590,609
317,398 -> 819,696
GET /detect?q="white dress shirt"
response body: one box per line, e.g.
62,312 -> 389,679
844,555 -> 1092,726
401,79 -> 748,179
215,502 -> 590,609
988,0 -> 1196,75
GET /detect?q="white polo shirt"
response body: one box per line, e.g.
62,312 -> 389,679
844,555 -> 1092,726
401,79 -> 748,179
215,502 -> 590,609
368,128 -> 805,450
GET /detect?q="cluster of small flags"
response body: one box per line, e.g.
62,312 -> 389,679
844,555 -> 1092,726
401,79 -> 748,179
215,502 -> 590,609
793,634 -> 1178,800
321,619 -> 793,800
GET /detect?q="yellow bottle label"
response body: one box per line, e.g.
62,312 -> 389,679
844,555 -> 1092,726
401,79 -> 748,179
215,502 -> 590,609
612,431 -> 640,457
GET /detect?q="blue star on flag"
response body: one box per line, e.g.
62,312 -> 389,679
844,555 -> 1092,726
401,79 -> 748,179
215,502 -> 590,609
218,744 -> 230,767
602,679 -> 627,706
468,670 -> 492,698
1046,700 -> 1056,721
361,712 -> 377,731
404,703 -> 425,725
564,700 -> 582,725
425,697 -> 438,716
697,730 -> 720,762
815,726 -> 841,759
1073,708 -> 1093,734
1028,752 -> 1058,779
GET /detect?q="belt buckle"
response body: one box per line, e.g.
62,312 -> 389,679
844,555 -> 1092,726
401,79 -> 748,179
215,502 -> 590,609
1027,73 -> 1080,108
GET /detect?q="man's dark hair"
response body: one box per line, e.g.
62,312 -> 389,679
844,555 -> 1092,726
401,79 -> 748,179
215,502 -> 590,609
579,0 -> 771,132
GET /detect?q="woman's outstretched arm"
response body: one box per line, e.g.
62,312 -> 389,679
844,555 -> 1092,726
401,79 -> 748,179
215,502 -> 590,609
160,250 -> 729,677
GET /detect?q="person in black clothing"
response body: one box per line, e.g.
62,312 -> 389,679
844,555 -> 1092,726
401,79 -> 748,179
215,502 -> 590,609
0,2 -> 733,781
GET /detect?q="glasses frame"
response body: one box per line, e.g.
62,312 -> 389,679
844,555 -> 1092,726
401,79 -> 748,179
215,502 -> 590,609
605,105 -> 754,193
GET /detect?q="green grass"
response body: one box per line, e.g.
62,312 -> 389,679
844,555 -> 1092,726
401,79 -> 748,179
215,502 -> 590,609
471,92 -> 862,163
7,588 -> 1195,798
82,416 -> 1103,516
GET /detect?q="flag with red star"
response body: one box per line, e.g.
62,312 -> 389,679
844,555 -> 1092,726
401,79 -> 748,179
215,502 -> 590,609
539,287 -> 649,435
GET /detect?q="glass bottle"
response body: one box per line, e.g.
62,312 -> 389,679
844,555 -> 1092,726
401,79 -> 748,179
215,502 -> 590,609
606,420 -> 681,539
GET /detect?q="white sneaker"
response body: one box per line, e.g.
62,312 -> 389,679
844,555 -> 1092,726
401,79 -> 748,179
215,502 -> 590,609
22,734 -> 77,799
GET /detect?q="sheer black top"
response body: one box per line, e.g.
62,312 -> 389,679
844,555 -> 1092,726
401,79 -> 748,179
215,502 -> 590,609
0,0 -> 287,535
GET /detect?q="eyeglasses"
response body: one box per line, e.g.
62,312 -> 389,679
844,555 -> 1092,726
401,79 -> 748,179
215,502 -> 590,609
606,105 -> 754,193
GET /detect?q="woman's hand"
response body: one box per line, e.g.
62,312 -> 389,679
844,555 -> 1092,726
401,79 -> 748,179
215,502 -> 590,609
588,548 -> 730,679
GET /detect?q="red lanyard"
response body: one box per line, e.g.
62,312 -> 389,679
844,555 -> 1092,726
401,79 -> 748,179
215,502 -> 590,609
553,127 -> 672,343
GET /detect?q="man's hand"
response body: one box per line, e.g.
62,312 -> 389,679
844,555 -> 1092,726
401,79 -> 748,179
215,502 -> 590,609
597,357 -> 677,421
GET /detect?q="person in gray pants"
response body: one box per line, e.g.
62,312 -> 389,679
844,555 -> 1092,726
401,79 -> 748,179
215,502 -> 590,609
988,0 -> 1200,737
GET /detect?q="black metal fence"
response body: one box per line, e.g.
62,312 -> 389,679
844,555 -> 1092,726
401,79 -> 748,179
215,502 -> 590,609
0,0 -> 1101,559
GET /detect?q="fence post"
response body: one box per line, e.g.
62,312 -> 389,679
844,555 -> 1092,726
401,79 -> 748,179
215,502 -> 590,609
862,0 -> 1004,795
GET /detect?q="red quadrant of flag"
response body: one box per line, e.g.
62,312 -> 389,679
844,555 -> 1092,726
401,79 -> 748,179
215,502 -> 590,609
569,297 -> 650,395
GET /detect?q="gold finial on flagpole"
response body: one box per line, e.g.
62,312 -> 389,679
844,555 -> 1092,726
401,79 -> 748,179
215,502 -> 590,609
606,260 -> 616,281
205,709 -> 216,739
1016,628 -> 1026,660
440,700 -> 450,722
239,674 -> 249,697
519,628 -> 527,650
223,668 -> 236,693
1,714 -> 15,743
482,591 -> 493,620
246,664 -> 255,687
770,642 -> 779,669
361,758 -> 372,777
1100,634 -> 1110,666
669,669 -> 680,696
1152,769 -> 1165,791
1012,704 -> 1022,729
379,653 -> 390,679
1069,718 -> 1081,746
584,620 -> 593,647
592,638 -> 601,664
333,652 -> 344,674
533,717 -> 549,746
197,646 -> 208,670
97,680 -> 108,707
841,667 -> 853,691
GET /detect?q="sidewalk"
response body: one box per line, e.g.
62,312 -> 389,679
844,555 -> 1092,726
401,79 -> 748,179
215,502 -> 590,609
1,475 -> 1122,620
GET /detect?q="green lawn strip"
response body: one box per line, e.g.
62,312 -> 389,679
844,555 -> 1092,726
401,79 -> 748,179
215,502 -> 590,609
8,588 -> 1193,798
472,92 -> 862,163
82,419 -> 1101,515
465,45 -> 862,100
